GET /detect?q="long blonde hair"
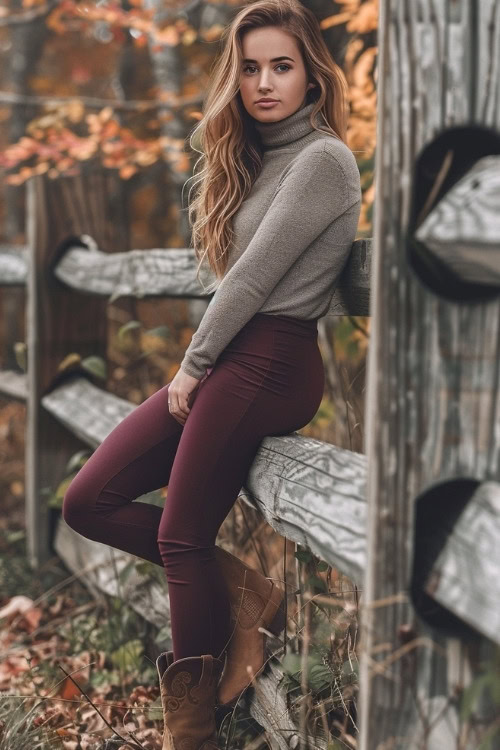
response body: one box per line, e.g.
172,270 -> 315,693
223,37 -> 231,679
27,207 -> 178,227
185,0 -> 351,293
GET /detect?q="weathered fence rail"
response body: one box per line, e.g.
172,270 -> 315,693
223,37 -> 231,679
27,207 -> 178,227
0,245 -> 29,285
0,238 -> 371,314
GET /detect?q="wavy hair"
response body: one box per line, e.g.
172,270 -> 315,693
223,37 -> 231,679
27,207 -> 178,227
185,0 -> 351,293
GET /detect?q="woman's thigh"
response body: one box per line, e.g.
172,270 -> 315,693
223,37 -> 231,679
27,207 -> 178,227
62,381 -> 186,524
63,313 -> 324,551
158,318 -> 325,548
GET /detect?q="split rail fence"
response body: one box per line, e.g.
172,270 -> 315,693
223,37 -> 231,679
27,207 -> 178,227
0,158 -> 499,747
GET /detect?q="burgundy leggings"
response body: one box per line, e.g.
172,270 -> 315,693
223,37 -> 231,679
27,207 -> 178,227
62,312 -> 324,661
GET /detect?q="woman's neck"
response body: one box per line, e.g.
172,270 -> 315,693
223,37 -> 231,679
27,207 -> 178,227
253,101 -> 320,149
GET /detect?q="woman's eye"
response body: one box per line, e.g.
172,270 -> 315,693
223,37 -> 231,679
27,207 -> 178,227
242,64 -> 290,74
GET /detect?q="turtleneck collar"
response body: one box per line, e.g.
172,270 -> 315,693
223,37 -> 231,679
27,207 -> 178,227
254,101 -> 321,149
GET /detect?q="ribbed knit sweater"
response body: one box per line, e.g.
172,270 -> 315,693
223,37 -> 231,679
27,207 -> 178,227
180,100 -> 362,380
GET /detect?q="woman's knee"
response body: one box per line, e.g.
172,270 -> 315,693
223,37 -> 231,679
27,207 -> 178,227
61,474 -> 94,534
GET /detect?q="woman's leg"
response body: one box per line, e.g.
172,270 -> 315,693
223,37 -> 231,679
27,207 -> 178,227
62,371 -> 241,661
156,316 -> 324,663
62,381 -> 187,567
156,366 -> 272,662
63,313 -> 324,665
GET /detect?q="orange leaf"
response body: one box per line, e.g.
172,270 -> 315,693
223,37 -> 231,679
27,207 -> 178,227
58,676 -> 83,701
120,164 -> 138,179
320,12 -> 351,29
23,607 -> 42,632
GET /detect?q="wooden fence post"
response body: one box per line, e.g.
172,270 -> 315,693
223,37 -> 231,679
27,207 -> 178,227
359,2 -> 500,748
25,169 -> 124,567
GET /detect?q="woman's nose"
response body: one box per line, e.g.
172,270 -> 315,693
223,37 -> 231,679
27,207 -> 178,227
258,70 -> 272,89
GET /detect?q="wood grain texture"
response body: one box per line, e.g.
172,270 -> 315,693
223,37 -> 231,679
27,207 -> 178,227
359,1 -> 500,748
239,433 -> 367,585
25,170 -> 123,566
415,155 -> 500,285
424,481 -> 500,644
248,658 -> 327,750
41,377 -> 135,448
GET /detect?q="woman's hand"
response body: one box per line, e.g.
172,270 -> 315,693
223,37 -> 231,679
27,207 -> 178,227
167,366 -> 203,426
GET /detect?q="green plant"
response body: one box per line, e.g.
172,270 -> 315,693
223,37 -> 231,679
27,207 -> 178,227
279,544 -> 359,745
460,645 -> 500,750
47,449 -> 92,510
0,696 -> 64,750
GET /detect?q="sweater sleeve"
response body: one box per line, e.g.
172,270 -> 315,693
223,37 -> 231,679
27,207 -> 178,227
179,143 -> 359,379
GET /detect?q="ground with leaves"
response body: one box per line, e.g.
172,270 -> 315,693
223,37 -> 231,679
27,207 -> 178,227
0,393 -> 360,749
0,532 -> 360,749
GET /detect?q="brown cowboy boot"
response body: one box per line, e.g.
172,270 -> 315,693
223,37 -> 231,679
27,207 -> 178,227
156,650 -> 224,750
214,546 -> 286,707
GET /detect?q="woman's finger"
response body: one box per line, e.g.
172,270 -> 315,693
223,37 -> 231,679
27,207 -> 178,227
178,391 -> 191,419
171,409 -> 185,426
168,392 -> 184,425
168,381 -> 200,425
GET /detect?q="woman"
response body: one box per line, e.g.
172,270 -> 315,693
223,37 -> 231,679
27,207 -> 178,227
62,0 -> 362,746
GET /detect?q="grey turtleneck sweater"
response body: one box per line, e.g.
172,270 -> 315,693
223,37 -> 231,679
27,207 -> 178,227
180,100 -> 362,380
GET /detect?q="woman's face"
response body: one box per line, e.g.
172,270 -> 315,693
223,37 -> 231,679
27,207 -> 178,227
238,26 -> 315,123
